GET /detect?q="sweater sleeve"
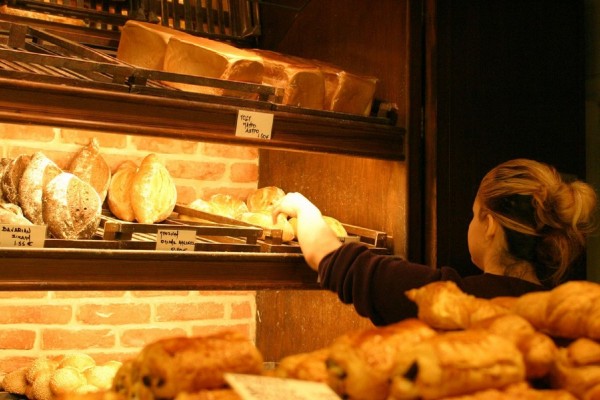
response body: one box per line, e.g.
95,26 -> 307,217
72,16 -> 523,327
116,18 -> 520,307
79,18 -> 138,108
317,242 -> 465,326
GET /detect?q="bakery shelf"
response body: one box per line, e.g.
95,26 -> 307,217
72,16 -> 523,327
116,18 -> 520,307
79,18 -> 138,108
0,20 -> 406,161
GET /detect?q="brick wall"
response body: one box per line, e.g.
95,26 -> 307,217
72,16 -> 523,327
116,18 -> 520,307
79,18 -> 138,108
0,123 -> 259,373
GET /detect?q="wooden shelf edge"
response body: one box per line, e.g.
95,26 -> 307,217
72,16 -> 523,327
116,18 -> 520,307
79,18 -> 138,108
0,78 -> 406,161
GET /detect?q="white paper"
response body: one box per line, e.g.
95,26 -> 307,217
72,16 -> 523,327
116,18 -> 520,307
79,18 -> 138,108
235,110 -> 274,140
225,373 -> 340,400
0,225 -> 46,248
155,229 -> 196,252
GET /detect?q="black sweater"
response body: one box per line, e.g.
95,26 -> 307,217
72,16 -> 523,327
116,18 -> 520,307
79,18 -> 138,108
318,242 -> 548,326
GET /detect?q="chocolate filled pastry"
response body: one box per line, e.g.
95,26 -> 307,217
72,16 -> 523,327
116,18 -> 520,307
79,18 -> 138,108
326,318 -> 437,400
388,330 -> 526,400
113,331 -> 263,399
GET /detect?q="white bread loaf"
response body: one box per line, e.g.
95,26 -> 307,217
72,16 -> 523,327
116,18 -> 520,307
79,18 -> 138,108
42,172 -> 102,239
117,20 -> 186,70
129,154 -> 177,224
19,152 -> 62,225
107,160 -> 138,222
246,186 -> 285,213
208,194 -> 249,219
163,35 -> 264,97
251,49 -> 325,109
66,138 -> 111,203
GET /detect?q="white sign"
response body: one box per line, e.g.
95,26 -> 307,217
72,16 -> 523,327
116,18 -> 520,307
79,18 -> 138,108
156,229 -> 196,252
0,225 -> 46,248
235,110 -> 274,140
225,373 -> 340,400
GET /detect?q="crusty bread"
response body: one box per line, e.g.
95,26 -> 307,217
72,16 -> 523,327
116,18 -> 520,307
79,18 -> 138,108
0,202 -> 32,225
19,152 -> 62,225
2,154 -> 31,204
239,211 -> 295,242
246,186 -> 285,213
107,161 -> 138,222
129,154 -> 177,224
42,172 -> 102,240
66,138 -> 111,203
208,194 -> 249,219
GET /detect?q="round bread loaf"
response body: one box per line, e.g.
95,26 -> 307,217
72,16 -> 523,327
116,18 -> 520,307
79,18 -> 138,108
246,186 -> 285,212
49,366 -> 86,396
107,160 -> 138,222
58,354 -> 96,372
0,203 -> 32,225
82,365 -> 116,390
130,154 -> 177,224
2,366 -> 28,395
19,152 -> 62,225
42,172 -> 102,239
67,138 -> 111,203
2,154 -> 31,205
209,194 -> 249,219
26,357 -> 58,384
240,211 -> 295,242
178,198 -> 215,223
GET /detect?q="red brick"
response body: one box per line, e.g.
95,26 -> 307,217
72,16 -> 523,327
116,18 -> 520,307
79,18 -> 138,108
231,302 -> 253,319
60,130 -> 128,149
120,328 -> 187,348
54,291 -> 127,299
91,352 -> 139,365
202,143 -> 258,160
230,162 -> 258,183
104,154 -> 145,173
0,124 -> 56,141
175,185 -> 198,205
41,328 -> 115,350
156,302 -> 225,321
6,147 -> 71,168
77,303 -> 151,325
190,324 -> 252,340
0,329 -> 36,349
131,291 -> 190,297
167,160 -> 226,180
0,305 -> 71,324
131,137 -> 198,154
0,356 -> 37,372
0,292 -> 47,299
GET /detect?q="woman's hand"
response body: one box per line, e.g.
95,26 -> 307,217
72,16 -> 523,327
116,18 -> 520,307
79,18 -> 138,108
272,193 -> 342,270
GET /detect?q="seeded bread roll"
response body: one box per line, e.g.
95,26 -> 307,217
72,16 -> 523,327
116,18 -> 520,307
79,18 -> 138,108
67,138 -> 111,203
107,161 -> 138,222
130,154 -> 177,224
49,366 -> 87,396
19,152 -> 62,225
42,172 -> 102,239
2,154 -> 31,204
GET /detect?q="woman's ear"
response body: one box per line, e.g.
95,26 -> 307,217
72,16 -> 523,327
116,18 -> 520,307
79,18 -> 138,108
485,213 -> 497,240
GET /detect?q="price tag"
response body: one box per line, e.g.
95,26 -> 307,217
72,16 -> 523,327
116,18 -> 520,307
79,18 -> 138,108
156,229 -> 196,252
0,225 -> 46,248
225,373 -> 340,400
235,110 -> 274,140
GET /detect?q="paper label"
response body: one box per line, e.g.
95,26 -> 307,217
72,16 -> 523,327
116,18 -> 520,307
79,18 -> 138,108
225,373 -> 340,400
155,229 -> 196,252
0,225 -> 46,248
235,110 -> 274,140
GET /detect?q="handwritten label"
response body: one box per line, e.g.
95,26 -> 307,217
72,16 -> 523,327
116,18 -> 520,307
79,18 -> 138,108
225,373 -> 340,400
235,110 -> 274,140
155,229 -> 196,252
0,225 -> 46,248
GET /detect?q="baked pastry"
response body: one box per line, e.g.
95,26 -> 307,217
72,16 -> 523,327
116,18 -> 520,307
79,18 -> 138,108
42,172 -> 102,239
246,186 -> 285,213
269,348 -> 331,383
174,389 -> 241,400
115,331 -> 263,399
107,161 -> 138,222
129,154 -> 177,224
326,318 -> 437,400
19,152 -> 62,225
405,280 -> 510,330
388,330 -> 526,400
66,138 -> 111,203
2,154 -> 31,204
239,211 -> 295,242
439,382 -> 577,400
511,280 -> 600,340
549,338 -> 600,399
2,366 -> 29,395
208,194 -> 249,219
49,366 -> 87,396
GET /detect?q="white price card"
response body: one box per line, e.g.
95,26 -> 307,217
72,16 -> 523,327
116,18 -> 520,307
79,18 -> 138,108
0,225 -> 46,248
225,373 -> 341,400
156,229 -> 196,252
235,110 -> 274,140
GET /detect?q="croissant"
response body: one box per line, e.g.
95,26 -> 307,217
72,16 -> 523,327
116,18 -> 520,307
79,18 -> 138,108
511,281 -> 600,340
549,338 -> 600,399
405,281 -> 510,330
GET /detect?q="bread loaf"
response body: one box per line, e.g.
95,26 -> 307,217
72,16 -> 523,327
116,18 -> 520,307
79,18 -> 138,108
0,202 -> 32,225
2,154 -> 31,204
251,49 -> 325,109
239,211 -> 295,242
66,138 -> 111,203
129,154 -> 177,224
19,152 -> 62,225
0,157 -> 11,200
42,172 -> 102,239
163,35 -> 264,98
106,161 -> 138,222
208,194 -> 249,219
289,215 -> 347,238
246,186 -> 285,213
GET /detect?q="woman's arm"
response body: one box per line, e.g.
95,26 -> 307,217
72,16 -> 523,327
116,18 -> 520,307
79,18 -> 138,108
272,192 -> 342,270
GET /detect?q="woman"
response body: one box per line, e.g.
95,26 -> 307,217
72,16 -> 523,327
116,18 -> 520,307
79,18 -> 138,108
272,159 -> 598,326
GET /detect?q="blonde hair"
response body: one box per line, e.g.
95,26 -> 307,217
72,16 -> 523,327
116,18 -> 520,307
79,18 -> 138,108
477,159 -> 598,286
